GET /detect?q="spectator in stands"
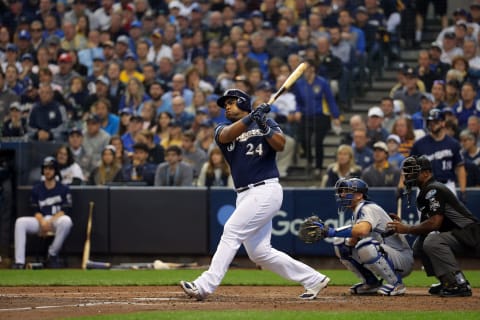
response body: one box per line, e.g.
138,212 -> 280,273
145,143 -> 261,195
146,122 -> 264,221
82,113 -> 110,167
88,144 -> 121,186
440,32 -> 463,65
361,141 -> 401,187
431,80 -> 447,110
1,102 -> 27,139
90,98 -> 118,136
105,61 -> 125,114
196,146 -> 233,188
114,142 -> 157,186
391,116 -> 417,157
154,145 -> 194,186
121,114 -> 144,153
195,119 -> 216,155
154,111 -> 172,147
161,73 -> 194,114
118,78 -> 150,115
67,127 -> 94,180
171,95 -> 195,130
135,129 -> 164,165
186,67 -> 214,96
416,50 -> 437,92
412,93 -> 435,132
454,82 -> 480,130
321,144 -> 362,188
315,36 -> 343,100
291,61 -> 341,176
340,114 -> 366,146
28,83 -> 66,142
458,129 -> 480,188
19,53 -> 35,84
386,134 -> 405,168
380,97 -> 397,133
53,52 -> 80,95
181,129 -> 207,180
392,67 -> 423,116
0,68 -> 20,125
55,145 -> 85,185
12,156 -> 73,269
352,127 -> 373,170
109,135 -> 129,167
366,106 -> 389,148
467,115 -> 480,147
444,79 -> 461,109
428,42 -> 450,80
139,101 -> 158,133
147,28 -> 172,65
415,0 -> 448,47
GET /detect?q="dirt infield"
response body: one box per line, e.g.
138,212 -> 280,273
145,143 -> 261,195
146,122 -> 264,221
0,286 -> 479,319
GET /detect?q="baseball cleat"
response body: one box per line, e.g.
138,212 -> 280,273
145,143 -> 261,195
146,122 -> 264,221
299,276 -> 330,300
428,283 -> 443,295
180,280 -> 205,301
440,283 -> 472,297
377,283 -> 406,296
350,281 -> 382,295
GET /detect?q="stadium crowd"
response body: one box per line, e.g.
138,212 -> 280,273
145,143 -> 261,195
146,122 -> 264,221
0,0 -> 479,189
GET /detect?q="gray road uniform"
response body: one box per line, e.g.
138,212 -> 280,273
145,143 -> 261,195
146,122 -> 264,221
335,200 -> 413,295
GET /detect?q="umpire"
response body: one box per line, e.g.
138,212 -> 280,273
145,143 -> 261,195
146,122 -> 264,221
388,156 -> 479,297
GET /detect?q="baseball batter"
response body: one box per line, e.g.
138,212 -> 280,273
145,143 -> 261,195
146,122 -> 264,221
180,89 -> 330,300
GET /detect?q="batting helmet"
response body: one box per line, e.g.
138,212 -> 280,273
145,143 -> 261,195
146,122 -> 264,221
216,89 -> 251,112
334,178 -> 369,212
41,156 -> 59,176
402,155 -> 432,188
427,108 -> 445,122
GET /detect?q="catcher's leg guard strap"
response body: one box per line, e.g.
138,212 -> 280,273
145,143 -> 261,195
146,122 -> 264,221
356,238 -> 400,286
334,237 -> 377,284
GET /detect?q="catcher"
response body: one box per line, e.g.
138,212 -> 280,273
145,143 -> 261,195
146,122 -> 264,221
299,178 -> 413,296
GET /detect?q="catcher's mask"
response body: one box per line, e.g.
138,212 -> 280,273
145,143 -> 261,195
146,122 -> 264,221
402,155 -> 432,188
334,178 -> 369,212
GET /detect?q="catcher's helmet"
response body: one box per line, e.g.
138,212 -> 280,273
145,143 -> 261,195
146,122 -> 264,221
334,178 -> 369,211
216,89 -> 251,112
402,155 -> 432,188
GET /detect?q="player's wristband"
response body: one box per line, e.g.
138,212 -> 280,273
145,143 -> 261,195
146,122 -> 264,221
328,225 -> 352,238
241,116 -> 253,126
264,127 -> 274,138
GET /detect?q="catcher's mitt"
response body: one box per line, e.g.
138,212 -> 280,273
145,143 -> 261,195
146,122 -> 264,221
298,216 -> 328,243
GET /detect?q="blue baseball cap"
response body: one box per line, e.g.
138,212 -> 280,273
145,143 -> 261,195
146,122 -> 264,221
131,20 -> 142,29
21,53 -> 33,61
19,30 -> 31,40
6,43 -> 18,52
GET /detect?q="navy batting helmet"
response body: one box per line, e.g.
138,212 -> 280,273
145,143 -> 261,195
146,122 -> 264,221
41,156 -> 58,176
334,178 -> 369,212
216,89 -> 251,112
427,108 -> 445,122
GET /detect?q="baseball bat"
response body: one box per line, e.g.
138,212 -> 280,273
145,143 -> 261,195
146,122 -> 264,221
397,196 -> 402,220
81,201 -> 94,270
268,62 -> 308,105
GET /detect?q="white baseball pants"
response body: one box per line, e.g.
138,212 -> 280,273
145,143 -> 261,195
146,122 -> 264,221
14,215 -> 73,264
195,182 -> 326,296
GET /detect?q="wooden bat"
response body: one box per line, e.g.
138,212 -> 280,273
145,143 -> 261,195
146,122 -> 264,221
81,201 -> 94,270
268,62 -> 308,105
397,196 -> 402,221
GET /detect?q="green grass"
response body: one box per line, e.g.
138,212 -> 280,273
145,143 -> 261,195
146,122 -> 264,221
1,269 -> 479,287
65,311 -> 480,320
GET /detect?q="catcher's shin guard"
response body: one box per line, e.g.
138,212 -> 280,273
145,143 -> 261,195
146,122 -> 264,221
333,238 -> 379,286
356,238 -> 401,287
